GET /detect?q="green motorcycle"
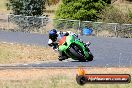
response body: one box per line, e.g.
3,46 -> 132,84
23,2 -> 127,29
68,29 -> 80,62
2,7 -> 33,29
58,35 -> 93,62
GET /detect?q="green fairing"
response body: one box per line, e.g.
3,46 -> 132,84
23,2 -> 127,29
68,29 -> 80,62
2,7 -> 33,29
74,40 -> 89,58
59,35 -> 74,51
58,35 -> 90,60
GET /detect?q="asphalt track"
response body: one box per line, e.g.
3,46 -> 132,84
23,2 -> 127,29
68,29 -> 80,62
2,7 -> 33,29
0,31 -> 132,67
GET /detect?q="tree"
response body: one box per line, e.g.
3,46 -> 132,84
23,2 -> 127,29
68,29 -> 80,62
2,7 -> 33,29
6,0 -> 45,16
55,0 -> 107,21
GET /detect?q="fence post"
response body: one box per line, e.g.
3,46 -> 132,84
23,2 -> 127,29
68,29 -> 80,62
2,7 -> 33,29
7,14 -> 9,31
78,20 -> 81,34
93,22 -> 103,36
107,23 -> 118,37
115,24 -> 118,37
40,16 -> 44,33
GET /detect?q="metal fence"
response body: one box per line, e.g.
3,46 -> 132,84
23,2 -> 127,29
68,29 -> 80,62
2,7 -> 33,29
0,14 -> 49,33
0,14 -> 132,38
52,19 -> 132,38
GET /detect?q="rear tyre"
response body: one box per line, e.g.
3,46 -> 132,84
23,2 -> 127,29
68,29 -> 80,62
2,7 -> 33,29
79,59 -> 86,62
58,56 -> 63,61
58,56 -> 68,61
58,51 -> 68,61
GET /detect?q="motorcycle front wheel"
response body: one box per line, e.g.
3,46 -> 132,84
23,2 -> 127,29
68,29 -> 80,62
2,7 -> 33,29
87,53 -> 93,61
69,44 -> 86,62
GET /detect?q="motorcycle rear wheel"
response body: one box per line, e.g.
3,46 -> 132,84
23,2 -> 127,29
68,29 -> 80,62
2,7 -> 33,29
58,56 -> 68,61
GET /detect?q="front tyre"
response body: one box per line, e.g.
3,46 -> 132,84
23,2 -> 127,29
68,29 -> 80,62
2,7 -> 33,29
69,44 -> 86,62
87,53 -> 93,61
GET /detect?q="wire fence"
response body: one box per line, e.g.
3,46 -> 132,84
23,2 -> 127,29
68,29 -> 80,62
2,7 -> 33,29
0,14 -> 132,38
52,19 -> 132,38
0,14 -> 49,33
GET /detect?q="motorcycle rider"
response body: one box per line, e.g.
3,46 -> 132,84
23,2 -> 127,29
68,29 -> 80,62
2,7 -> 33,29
48,29 -> 90,61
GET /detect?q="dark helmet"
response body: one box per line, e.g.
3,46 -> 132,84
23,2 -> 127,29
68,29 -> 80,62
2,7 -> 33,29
48,29 -> 58,41
49,29 -> 57,36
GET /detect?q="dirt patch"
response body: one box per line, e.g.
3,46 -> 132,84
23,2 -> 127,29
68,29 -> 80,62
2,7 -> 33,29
97,30 -> 116,37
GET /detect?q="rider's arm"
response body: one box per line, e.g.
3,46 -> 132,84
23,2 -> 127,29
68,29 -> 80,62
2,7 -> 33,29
48,39 -> 58,50
48,39 -> 53,47
64,32 -> 69,36
59,31 -> 69,36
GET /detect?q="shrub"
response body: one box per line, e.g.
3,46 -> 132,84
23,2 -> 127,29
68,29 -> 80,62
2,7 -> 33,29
55,0 -> 107,21
6,0 -> 45,16
97,5 -> 132,24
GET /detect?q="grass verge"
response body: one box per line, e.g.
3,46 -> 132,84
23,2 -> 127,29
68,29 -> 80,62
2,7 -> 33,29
0,68 -> 131,88
0,42 -> 58,64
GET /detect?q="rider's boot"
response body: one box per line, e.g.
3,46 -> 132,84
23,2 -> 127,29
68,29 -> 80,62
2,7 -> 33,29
83,42 -> 91,47
86,42 -> 91,46
58,51 -> 68,61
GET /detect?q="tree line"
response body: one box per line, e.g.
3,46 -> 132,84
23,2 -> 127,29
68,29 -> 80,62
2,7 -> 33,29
6,0 -> 110,21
